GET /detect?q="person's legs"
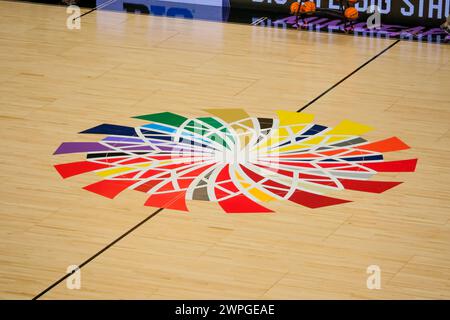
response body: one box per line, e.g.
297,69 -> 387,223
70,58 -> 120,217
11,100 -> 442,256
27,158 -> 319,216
441,15 -> 450,34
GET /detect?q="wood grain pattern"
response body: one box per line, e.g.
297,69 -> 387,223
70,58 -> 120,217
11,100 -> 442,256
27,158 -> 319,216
0,1 -> 449,299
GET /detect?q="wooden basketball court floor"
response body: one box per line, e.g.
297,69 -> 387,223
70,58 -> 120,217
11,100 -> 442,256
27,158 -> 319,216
0,0 -> 449,299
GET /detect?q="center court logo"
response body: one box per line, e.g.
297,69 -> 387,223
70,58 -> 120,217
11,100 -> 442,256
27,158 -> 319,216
53,109 -> 417,213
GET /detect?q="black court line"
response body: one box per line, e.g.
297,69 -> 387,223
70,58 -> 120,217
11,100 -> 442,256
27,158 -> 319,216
297,39 -> 401,112
74,0 -> 118,20
33,28 -> 400,300
75,8 -> 97,20
32,208 -> 163,300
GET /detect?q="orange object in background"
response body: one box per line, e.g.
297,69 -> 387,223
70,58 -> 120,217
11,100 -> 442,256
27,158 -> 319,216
290,2 -> 300,14
344,7 -> 359,20
300,1 -> 316,14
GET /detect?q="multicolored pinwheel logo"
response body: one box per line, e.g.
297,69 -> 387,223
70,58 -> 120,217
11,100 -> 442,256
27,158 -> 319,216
53,109 -> 417,213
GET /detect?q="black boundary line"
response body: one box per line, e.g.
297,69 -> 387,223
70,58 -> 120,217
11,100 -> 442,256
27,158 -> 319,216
32,22 -> 400,300
298,39 -> 400,112
73,0 -> 120,21
32,208 -> 164,300
32,5 -> 113,300
76,8 -> 97,20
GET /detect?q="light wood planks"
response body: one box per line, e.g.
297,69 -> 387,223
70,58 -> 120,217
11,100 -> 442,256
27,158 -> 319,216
0,1 -> 449,299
